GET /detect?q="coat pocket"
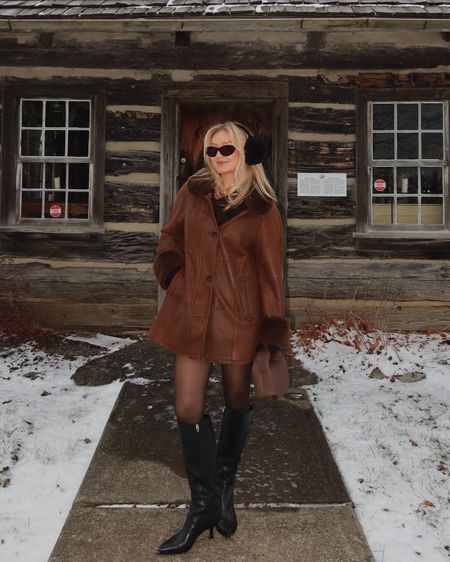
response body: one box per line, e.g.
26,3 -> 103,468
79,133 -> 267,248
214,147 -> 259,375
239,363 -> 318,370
166,267 -> 183,298
237,279 -> 253,321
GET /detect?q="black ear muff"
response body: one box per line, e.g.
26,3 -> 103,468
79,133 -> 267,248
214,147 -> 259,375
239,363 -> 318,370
235,122 -> 265,165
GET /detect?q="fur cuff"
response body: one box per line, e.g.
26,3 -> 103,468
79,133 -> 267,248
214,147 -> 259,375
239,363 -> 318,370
259,316 -> 290,350
153,250 -> 185,290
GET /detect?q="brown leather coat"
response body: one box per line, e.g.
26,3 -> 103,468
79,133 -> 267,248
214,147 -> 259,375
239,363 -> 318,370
148,176 -> 290,364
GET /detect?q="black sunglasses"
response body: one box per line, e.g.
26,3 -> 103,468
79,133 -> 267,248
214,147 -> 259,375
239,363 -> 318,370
206,145 -> 237,157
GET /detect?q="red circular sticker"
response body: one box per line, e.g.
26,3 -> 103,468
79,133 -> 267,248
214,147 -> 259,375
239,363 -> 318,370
374,179 -> 386,192
50,204 -> 62,217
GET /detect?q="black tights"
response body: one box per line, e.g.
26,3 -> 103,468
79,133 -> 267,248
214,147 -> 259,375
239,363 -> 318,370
174,352 -> 252,424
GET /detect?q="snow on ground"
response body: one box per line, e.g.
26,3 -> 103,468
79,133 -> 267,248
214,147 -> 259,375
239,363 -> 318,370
64,333 -> 134,350
0,332 -> 132,562
291,322 -> 450,562
1,326 -> 449,561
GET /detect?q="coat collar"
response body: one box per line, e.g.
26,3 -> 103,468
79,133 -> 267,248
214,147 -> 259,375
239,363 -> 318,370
186,176 -> 273,215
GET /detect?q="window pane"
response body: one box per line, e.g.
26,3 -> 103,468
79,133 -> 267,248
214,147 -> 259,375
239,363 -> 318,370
44,191 -> 65,219
22,162 -> 43,189
21,130 -> 42,156
45,162 -> 67,190
397,133 -> 418,159
45,130 -> 65,156
372,167 -> 394,194
397,197 -> 419,225
68,130 -> 89,157
69,101 -> 90,128
46,100 -> 66,127
421,167 -> 443,194
397,167 -> 418,194
68,163 -> 90,189
21,191 -> 42,218
373,133 -> 394,159
22,100 -> 43,127
421,133 -> 443,160
421,103 -> 443,130
397,103 -> 418,130
373,103 -> 394,130
422,197 -> 444,225
372,197 -> 394,225
68,192 -> 89,219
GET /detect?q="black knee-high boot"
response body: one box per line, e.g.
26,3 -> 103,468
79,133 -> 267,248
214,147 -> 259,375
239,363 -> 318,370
215,405 -> 253,538
156,414 -> 221,555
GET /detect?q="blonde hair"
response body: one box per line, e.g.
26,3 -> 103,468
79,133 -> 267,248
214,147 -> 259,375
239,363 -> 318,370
190,121 -> 276,210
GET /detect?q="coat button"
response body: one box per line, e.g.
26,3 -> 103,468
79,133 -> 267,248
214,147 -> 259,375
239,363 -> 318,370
206,275 -> 213,282
210,231 -> 218,238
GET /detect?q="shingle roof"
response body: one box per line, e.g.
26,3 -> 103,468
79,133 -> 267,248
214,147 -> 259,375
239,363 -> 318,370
0,0 -> 449,19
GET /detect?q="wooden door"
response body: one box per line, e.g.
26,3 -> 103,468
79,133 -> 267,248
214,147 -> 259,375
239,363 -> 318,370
178,103 -> 273,189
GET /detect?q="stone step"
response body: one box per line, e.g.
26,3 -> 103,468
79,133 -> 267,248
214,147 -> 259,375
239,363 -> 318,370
49,505 -> 373,562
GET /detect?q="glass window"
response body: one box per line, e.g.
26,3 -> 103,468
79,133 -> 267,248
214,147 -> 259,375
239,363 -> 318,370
369,101 -> 446,228
18,98 -> 92,221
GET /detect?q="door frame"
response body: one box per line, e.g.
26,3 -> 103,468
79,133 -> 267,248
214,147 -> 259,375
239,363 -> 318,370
160,80 -> 289,227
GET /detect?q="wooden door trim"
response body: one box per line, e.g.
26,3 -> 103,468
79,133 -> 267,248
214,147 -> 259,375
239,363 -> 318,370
163,80 -> 288,102
160,80 -> 289,227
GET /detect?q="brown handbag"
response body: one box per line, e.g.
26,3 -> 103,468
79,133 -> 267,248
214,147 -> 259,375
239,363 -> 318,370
251,348 -> 289,400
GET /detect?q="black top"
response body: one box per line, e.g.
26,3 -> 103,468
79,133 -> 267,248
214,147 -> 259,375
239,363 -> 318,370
211,193 -> 246,226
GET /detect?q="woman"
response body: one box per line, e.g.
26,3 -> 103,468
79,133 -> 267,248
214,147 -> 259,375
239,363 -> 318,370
148,121 -> 290,555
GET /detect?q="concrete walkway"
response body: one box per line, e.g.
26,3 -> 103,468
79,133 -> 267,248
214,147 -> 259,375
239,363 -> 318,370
49,340 -> 375,561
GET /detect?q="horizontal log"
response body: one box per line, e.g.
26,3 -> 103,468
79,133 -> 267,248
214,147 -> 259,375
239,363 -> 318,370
1,263 -> 157,301
163,78 -> 288,100
287,224 -> 357,259
288,224 -> 450,260
288,76 -> 356,103
3,72 -> 448,111
287,185 -> 355,219
0,76 -> 167,104
5,19 -> 450,34
342,71 -> 450,89
106,109 -> 161,142
105,150 -> 160,176
188,73 -> 356,103
288,131 -> 355,142
288,106 -> 355,135
104,223 -> 158,233
287,297 -> 450,332
106,141 -> 160,152
5,295 -> 448,333
0,230 -> 158,262
2,224 -> 446,262
2,36 -> 450,71
105,180 -> 159,223
0,256 -> 152,269
105,172 -> 160,184
289,72 -> 450,103
0,297 -> 157,332
107,104 -> 161,115
287,260 -> 450,302
0,65 -> 153,81
355,237 -> 450,260
288,139 -> 355,175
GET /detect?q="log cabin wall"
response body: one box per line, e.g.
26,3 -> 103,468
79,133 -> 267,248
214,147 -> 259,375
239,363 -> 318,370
0,20 -> 449,332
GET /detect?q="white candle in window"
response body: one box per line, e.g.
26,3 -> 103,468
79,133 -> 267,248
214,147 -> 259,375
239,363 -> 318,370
401,178 -> 409,193
54,176 -> 61,189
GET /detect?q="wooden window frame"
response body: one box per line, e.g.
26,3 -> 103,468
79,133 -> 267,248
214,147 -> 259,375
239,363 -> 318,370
0,83 -> 105,233
355,88 -> 450,240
